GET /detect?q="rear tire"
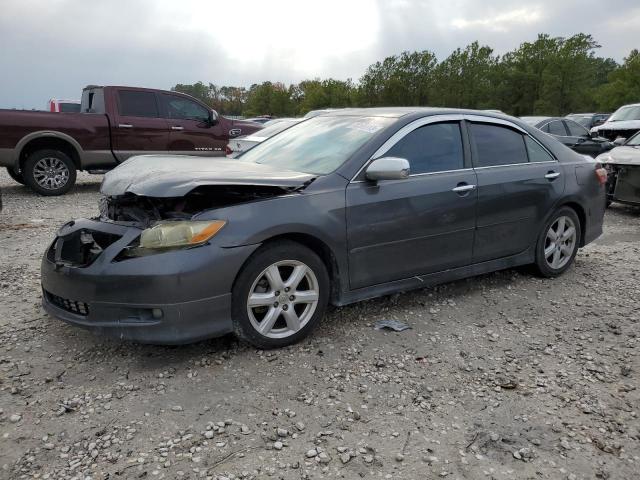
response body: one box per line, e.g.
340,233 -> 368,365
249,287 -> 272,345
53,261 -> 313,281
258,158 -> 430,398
533,206 -> 581,278
23,149 -> 76,196
6,167 -> 26,185
231,241 -> 329,349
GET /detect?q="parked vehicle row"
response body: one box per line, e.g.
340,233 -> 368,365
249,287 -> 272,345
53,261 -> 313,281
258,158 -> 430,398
520,116 -> 614,157
40,108 -> 606,348
0,85 -> 262,195
566,112 -> 610,130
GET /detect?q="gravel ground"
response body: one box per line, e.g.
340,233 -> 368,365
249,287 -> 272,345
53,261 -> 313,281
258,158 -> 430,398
1,169 -> 639,480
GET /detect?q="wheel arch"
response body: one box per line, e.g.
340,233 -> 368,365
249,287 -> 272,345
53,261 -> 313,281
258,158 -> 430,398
556,201 -> 587,247
17,132 -> 82,171
234,232 -> 343,304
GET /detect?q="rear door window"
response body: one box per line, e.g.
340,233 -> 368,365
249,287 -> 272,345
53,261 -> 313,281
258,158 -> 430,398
469,123 -> 528,167
385,122 -> 464,174
118,91 -> 159,118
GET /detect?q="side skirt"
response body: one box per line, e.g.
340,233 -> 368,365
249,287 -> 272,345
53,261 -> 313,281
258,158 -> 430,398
334,248 -> 535,307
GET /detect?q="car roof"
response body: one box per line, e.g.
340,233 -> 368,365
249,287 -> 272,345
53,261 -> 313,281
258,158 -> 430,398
320,106 -> 522,119
520,116 -> 553,126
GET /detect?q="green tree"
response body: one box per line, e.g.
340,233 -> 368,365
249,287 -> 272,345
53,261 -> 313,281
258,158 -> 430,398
595,49 -> 640,111
358,50 -> 437,106
431,41 -> 498,109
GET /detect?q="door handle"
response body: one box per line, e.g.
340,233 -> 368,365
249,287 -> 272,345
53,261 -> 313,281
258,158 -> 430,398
118,124 -> 133,128
452,184 -> 476,193
171,126 -> 184,131
545,171 -> 561,180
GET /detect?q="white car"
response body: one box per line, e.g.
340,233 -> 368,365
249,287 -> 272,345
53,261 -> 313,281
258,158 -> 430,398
226,118 -> 301,158
590,103 -> 640,142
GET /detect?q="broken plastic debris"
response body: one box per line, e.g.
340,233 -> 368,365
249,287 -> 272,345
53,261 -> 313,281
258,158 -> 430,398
374,319 -> 411,332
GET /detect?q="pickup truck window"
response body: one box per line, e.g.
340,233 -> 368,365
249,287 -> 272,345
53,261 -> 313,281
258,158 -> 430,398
118,91 -> 159,118
161,94 -> 209,122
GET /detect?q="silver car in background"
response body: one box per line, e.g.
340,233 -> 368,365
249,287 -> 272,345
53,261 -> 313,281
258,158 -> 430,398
226,118 -> 301,157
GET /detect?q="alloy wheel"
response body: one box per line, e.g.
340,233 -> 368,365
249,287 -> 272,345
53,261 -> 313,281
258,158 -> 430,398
32,157 -> 70,190
246,260 -> 320,339
544,216 -> 577,269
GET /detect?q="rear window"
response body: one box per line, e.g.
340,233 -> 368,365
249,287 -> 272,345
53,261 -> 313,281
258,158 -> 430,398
118,91 -> 159,118
547,121 -> 566,136
525,137 -> 554,162
565,120 -> 588,137
469,123 -> 528,167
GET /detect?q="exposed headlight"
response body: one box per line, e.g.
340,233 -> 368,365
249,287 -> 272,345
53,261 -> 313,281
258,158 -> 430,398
139,220 -> 226,250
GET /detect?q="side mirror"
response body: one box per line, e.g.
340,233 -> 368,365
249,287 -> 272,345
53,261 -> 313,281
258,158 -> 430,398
613,137 -> 626,146
365,157 -> 410,181
209,110 -> 219,125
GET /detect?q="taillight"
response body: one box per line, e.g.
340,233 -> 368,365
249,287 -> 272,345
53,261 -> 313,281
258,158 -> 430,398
595,163 -> 607,185
225,144 -> 232,156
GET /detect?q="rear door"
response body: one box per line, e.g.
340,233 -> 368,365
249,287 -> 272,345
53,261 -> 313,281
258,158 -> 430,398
160,93 -> 226,156
346,117 -> 478,289
111,90 -> 169,162
468,117 -> 565,263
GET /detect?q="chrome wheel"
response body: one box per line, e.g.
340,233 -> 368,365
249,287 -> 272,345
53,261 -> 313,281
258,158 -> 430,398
32,157 -> 70,190
247,260 -> 319,339
544,216 -> 577,270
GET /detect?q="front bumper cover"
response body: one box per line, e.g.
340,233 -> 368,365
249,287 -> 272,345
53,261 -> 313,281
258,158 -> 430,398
41,218 -> 258,344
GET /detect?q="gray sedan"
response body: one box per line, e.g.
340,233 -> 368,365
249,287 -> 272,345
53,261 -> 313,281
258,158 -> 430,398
41,108 -> 606,348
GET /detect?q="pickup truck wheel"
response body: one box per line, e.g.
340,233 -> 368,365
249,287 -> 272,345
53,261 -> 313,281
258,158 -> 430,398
23,150 -> 76,196
6,167 -> 26,185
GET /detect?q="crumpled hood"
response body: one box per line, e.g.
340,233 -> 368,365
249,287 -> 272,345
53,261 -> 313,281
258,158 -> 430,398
593,119 -> 640,132
101,155 -> 315,197
600,146 -> 640,166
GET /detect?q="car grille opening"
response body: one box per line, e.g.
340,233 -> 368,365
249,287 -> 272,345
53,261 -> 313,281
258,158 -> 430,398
45,290 -> 90,316
47,229 -> 122,267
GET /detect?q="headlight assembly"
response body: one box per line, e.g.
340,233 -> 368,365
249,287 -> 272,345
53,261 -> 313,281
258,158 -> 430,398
138,220 -> 226,250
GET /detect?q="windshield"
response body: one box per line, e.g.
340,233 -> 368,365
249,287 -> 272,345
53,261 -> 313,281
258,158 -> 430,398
239,115 -> 394,175
626,131 -> 640,146
250,119 -> 300,139
608,105 -> 640,122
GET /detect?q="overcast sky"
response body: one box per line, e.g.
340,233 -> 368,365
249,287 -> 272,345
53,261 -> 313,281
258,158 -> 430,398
1,0 -> 638,109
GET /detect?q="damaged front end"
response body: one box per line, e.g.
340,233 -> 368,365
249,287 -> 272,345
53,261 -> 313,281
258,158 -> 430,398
604,163 -> 640,206
98,184 -> 301,227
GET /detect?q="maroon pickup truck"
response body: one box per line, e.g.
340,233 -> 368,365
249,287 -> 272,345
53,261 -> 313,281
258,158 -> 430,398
0,85 -> 262,195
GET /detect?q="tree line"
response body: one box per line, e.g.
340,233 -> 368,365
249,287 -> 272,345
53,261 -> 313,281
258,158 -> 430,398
172,33 -> 640,118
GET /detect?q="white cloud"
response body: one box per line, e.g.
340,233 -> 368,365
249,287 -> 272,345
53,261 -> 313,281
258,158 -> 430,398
451,8 -> 543,32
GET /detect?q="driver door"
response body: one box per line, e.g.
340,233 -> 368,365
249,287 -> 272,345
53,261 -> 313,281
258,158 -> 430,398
345,119 -> 478,289
160,93 -> 226,156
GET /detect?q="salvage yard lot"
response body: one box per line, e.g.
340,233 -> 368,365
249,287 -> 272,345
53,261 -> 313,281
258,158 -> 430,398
0,170 -> 639,480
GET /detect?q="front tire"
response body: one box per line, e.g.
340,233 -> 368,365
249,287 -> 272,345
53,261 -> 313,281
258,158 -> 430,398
232,241 -> 329,349
533,207 -> 581,277
23,149 -> 76,196
6,167 -> 26,185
